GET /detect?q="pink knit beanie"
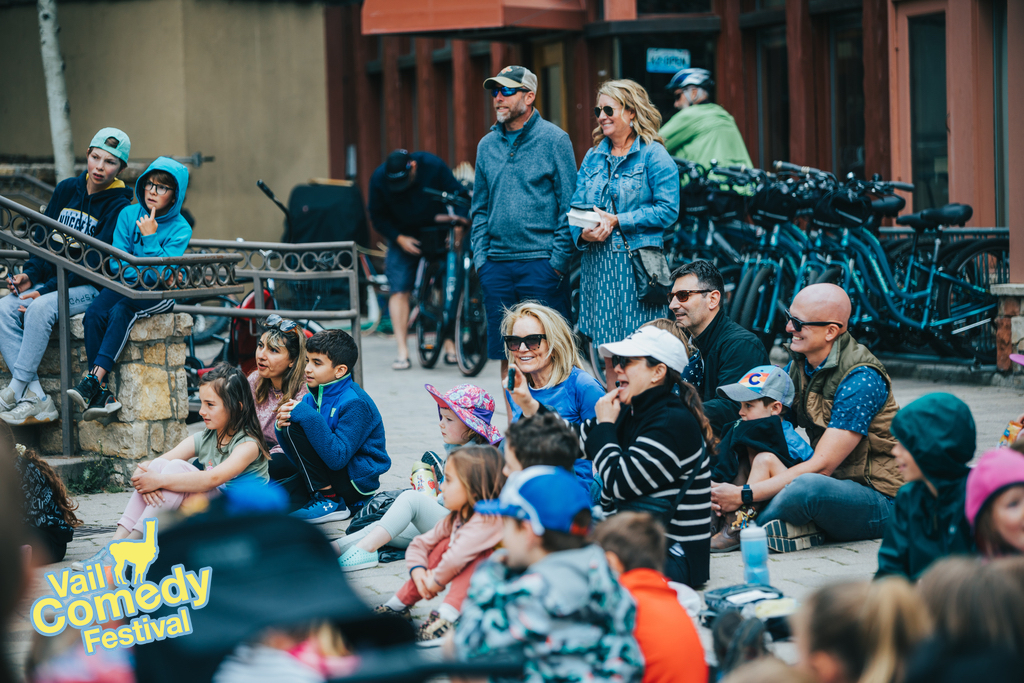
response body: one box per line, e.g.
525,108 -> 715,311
965,448 -> 1024,528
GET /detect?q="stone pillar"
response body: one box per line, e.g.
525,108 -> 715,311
993,284 -> 1024,385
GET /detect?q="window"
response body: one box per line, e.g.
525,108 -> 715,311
535,42 -> 566,130
637,0 -> 711,12
908,12 -> 948,210
615,33 -> 716,125
830,14 -> 865,178
757,26 -> 789,167
993,0 -> 1008,226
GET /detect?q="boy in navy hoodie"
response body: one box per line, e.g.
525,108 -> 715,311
275,329 -> 391,522
0,128 -> 133,426
68,157 -> 192,420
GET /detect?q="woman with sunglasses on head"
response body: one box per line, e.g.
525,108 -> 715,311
248,315 -> 308,481
569,80 -> 680,375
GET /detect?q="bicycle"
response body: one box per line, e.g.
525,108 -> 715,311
413,188 -> 489,377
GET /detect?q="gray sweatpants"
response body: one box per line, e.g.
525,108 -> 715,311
0,285 -> 98,383
336,489 -> 448,550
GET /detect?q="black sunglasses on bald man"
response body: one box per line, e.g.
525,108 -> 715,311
784,308 -> 844,332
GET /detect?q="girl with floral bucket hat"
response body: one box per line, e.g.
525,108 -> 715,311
335,384 -> 501,575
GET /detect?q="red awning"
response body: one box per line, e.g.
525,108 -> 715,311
361,0 -> 587,36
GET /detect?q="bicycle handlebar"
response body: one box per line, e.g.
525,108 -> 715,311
888,181 -> 915,191
773,160 -> 828,177
423,187 -> 471,209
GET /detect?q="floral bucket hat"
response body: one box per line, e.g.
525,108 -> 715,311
425,384 -> 502,445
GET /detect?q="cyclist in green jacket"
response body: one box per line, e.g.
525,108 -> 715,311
660,68 -> 753,170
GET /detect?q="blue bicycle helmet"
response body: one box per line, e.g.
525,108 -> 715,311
666,67 -> 714,91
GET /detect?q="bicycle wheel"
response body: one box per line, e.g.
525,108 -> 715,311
739,265 -> 787,352
814,266 -> 844,286
586,337 -> 607,387
936,238 -> 1009,362
189,297 -> 235,344
730,266 -> 756,319
455,266 -> 488,377
415,259 -> 446,368
719,263 -> 742,312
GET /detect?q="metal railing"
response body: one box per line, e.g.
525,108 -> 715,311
0,194 -> 244,455
0,174 -> 56,210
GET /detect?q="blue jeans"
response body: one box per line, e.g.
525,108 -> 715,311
0,285 -> 98,383
757,473 -> 895,541
478,259 -> 569,359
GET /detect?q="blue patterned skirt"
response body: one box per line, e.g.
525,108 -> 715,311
578,239 -> 670,348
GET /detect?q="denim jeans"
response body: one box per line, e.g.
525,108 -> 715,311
757,473 -> 895,541
0,285 -> 98,383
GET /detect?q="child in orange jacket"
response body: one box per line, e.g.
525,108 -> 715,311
593,512 -> 708,683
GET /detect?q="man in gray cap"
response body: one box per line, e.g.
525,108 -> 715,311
471,65 -> 578,419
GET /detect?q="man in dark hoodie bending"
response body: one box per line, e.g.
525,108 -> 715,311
0,128 -> 133,426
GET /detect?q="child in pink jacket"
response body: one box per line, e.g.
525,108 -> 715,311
375,445 -> 506,644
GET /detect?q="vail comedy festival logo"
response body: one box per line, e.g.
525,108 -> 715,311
30,519 -> 213,655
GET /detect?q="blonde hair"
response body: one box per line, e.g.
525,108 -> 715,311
501,301 -> 583,389
592,79 -> 664,148
801,578 -> 932,683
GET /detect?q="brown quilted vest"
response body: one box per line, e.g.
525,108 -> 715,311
786,332 -> 904,498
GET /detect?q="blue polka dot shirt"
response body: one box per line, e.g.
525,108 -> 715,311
786,362 -> 888,436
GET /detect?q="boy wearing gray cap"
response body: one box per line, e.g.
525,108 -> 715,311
708,364 -> 813,552
0,128 -> 133,426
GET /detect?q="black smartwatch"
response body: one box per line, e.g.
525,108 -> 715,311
741,484 -> 753,505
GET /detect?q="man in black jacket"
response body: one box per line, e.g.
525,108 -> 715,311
668,260 -> 768,435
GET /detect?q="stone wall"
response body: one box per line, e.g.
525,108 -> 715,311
993,284 -> 1024,387
0,309 -> 192,458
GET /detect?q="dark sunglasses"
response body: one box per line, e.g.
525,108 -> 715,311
611,355 -> 644,369
785,308 -> 844,332
264,314 -> 298,332
503,334 -> 546,351
668,289 -> 712,304
594,105 -> 619,118
492,86 -> 526,98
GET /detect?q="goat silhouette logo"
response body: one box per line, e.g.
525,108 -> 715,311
29,518 -> 214,655
108,519 -> 159,586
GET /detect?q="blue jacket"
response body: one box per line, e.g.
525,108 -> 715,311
470,110 -> 578,274
22,173 -> 133,295
110,157 -> 192,287
570,137 -> 679,251
275,375 -> 390,495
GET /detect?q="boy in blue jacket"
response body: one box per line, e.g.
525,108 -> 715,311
68,157 -> 192,420
275,328 -> 390,522
1,128 -> 133,426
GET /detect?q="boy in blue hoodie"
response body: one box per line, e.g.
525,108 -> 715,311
0,128 -> 134,426
67,157 -> 192,420
275,328 -> 390,522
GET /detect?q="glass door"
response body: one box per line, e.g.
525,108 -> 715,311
907,12 -> 948,209
757,26 -> 789,167
830,14 -> 865,179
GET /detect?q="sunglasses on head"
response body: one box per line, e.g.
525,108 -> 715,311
594,105 -> 620,118
668,289 -> 712,304
503,334 -> 546,351
264,314 -> 298,332
785,308 -> 844,332
492,86 -> 526,98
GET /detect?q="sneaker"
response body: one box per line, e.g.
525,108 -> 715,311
82,388 -> 122,421
420,451 -> 445,484
417,611 -> 456,646
763,519 -> 825,553
68,374 -> 101,412
70,546 -> 113,572
338,546 -> 379,572
0,386 -> 15,412
374,604 -> 412,621
289,493 -> 351,524
0,391 -> 59,426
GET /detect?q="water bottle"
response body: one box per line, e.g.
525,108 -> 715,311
740,523 -> 770,586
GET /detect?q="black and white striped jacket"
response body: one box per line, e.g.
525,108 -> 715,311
577,384 -> 712,550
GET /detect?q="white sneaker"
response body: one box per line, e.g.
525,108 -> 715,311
0,386 -> 15,412
0,390 -> 59,426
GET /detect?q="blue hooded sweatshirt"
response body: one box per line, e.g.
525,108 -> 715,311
110,157 -> 191,287
22,172 -> 133,295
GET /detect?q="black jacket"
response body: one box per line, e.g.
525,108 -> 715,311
691,311 -> 769,435
875,393 -> 976,580
367,151 -> 468,244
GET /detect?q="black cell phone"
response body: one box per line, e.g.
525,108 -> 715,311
507,368 -> 516,392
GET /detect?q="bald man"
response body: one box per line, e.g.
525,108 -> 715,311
711,284 -> 903,552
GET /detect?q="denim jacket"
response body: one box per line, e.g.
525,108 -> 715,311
570,136 -> 680,252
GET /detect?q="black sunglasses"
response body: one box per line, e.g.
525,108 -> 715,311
503,334 -> 546,351
611,355 -> 645,369
264,314 -> 298,332
785,308 -> 844,332
668,289 -> 712,304
492,86 -> 526,98
594,105 -> 619,118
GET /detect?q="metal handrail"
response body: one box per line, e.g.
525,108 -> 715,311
0,173 -> 55,208
0,193 -> 246,456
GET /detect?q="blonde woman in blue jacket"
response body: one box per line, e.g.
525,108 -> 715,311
68,157 -> 192,420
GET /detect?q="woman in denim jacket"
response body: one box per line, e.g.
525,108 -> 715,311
571,80 -> 680,366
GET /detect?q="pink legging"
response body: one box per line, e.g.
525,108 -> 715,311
395,535 -> 492,613
117,459 -> 199,533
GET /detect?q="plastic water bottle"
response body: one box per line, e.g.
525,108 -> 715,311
740,524 -> 770,585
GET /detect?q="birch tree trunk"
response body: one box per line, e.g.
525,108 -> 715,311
37,0 -> 75,182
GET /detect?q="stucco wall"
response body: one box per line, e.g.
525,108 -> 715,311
0,0 -> 329,242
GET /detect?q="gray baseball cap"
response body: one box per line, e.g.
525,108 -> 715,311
483,65 -> 538,93
716,365 -> 795,407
